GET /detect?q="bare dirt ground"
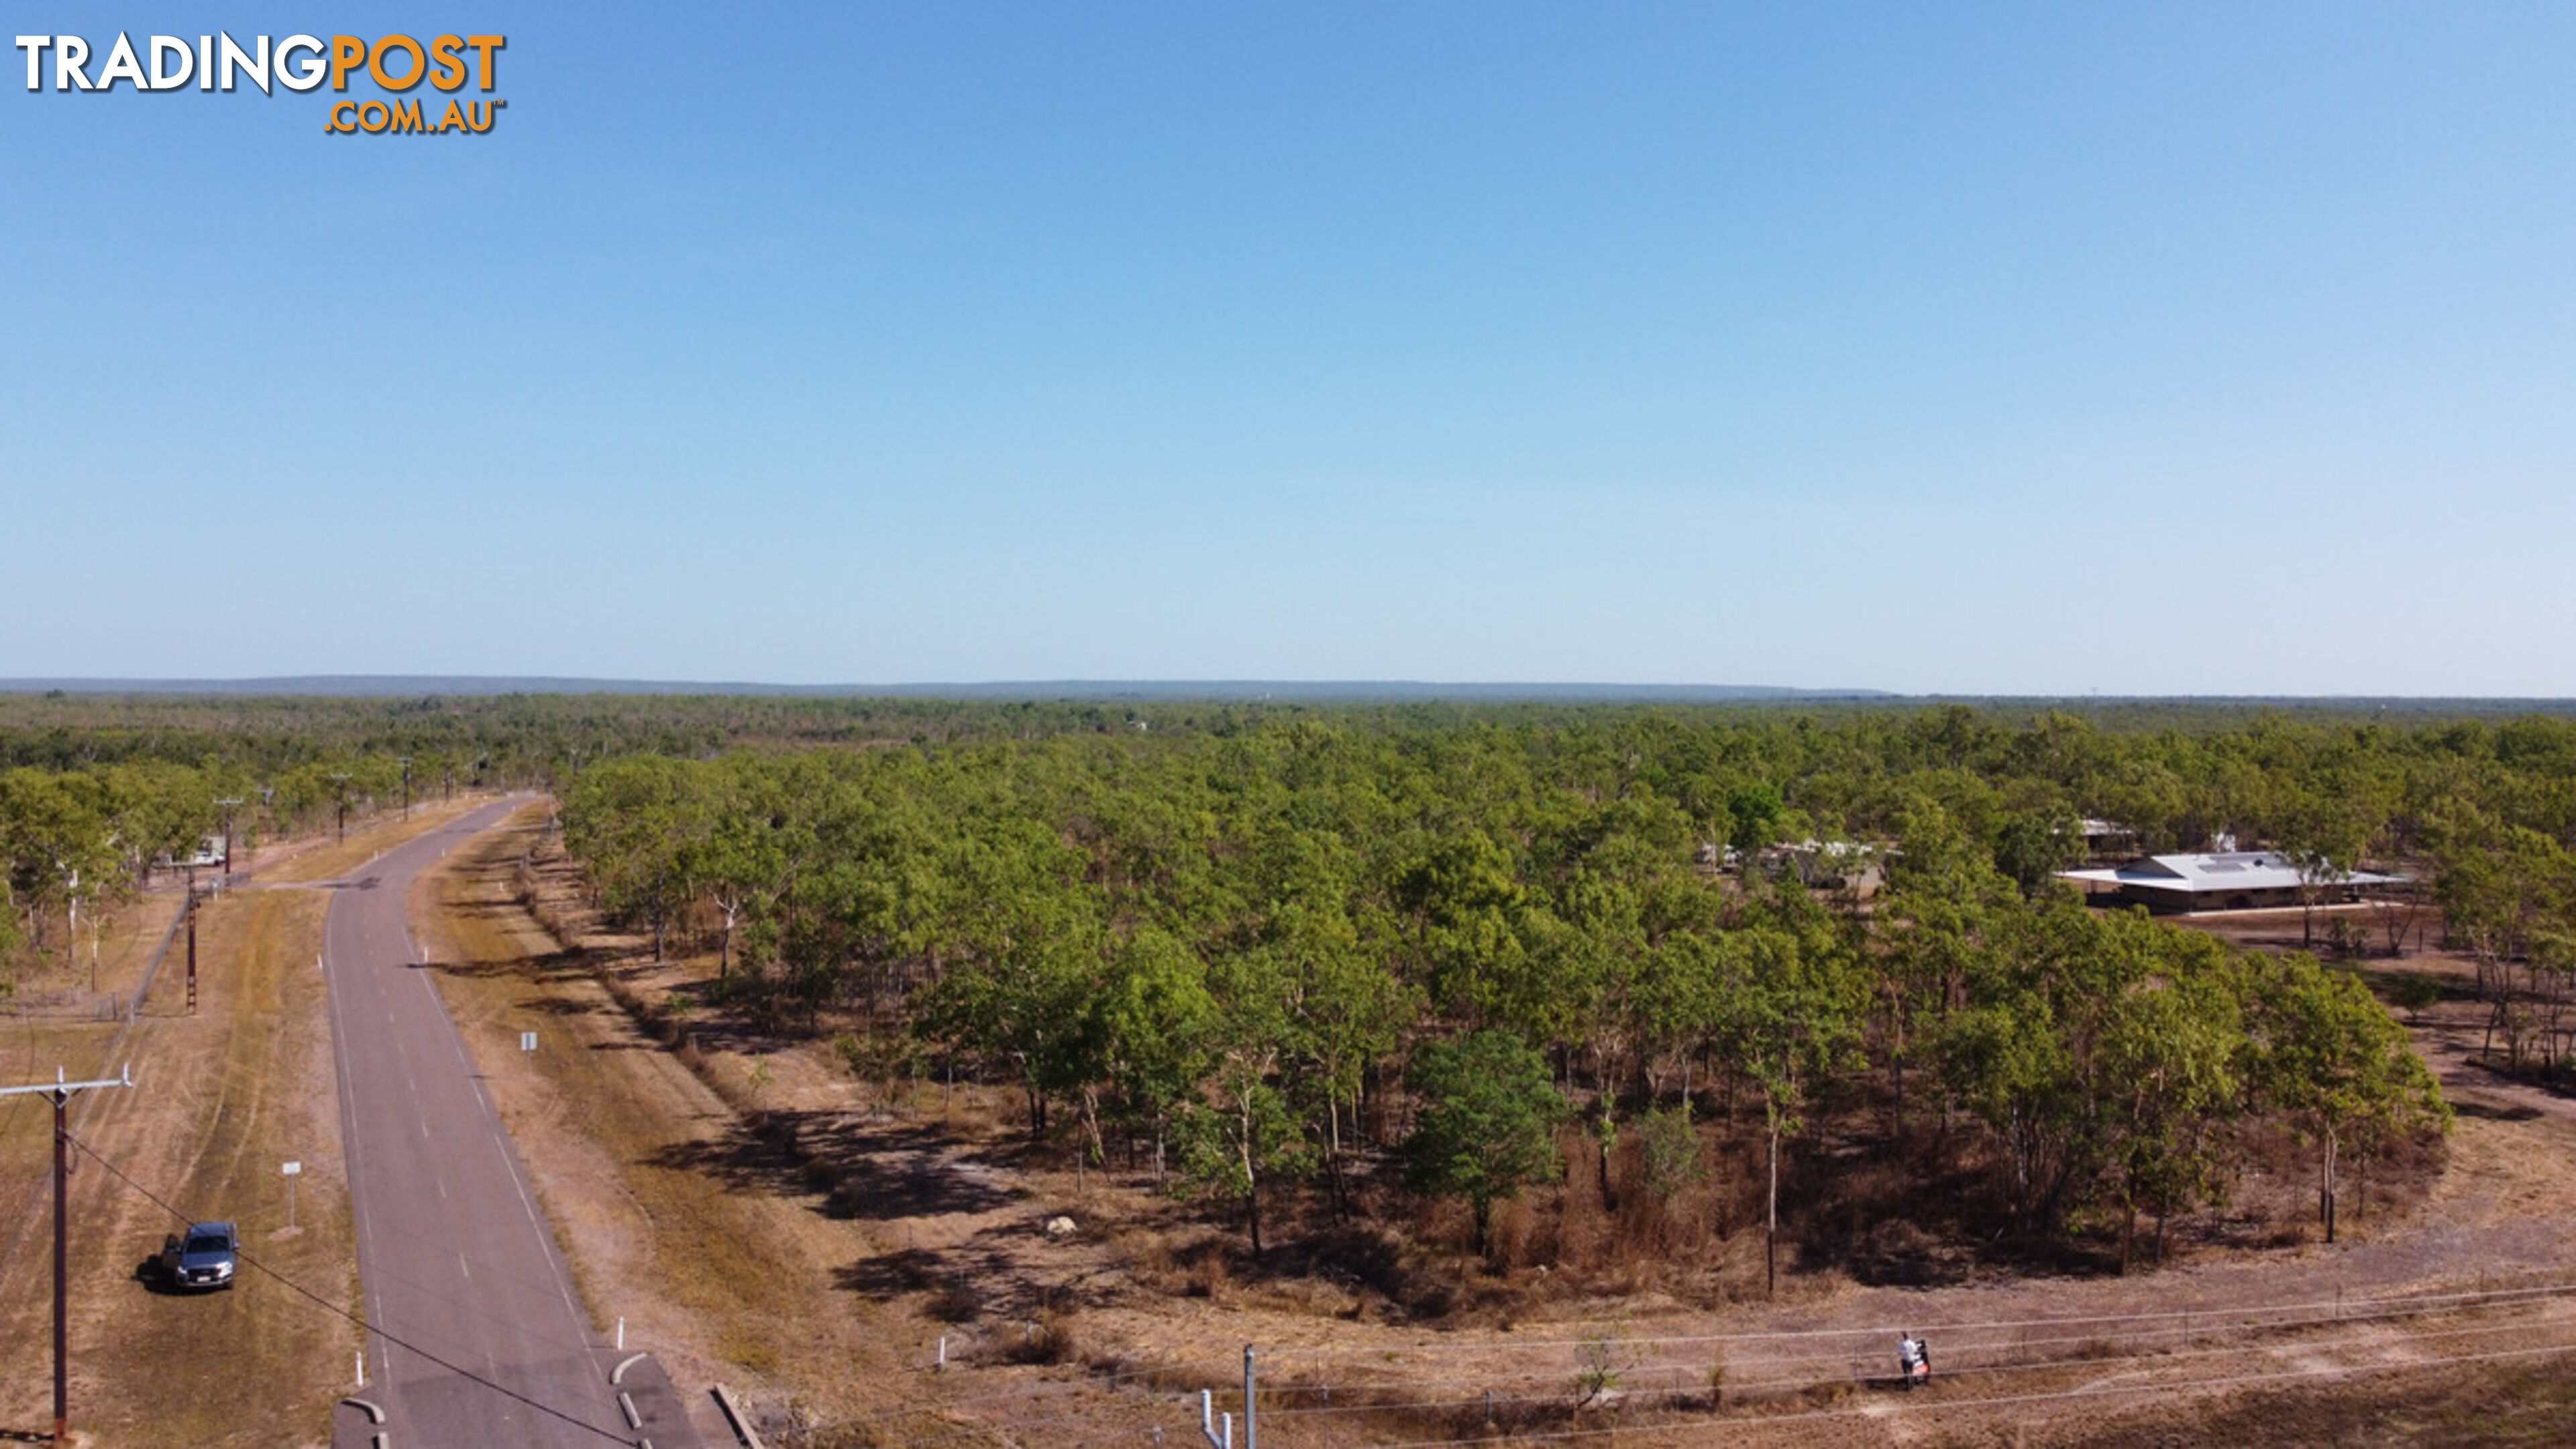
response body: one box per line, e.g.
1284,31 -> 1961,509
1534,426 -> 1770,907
417,847 -> 2576,1447
0,800 -> 487,1447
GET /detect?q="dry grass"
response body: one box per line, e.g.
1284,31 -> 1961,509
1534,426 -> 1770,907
412,805 -> 940,1444
256,797 -> 489,887
0,806 -> 476,1446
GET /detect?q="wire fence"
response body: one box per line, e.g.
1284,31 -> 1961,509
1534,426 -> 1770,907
841,1271 -> 2576,1446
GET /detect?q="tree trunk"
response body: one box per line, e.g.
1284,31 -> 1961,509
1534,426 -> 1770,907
1240,1121 -> 1264,1258
1325,1095 -> 1348,1220
2320,1128 -> 2339,1244
1596,1110 -> 1616,1214
1765,1114 -> 1780,1299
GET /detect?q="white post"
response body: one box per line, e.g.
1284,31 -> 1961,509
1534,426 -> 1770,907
356,1352 -> 365,1388
616,1317 -> 626,1351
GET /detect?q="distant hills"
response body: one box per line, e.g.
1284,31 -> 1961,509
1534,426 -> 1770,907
0,676 -> 1892,702
3,678 -> 2573,714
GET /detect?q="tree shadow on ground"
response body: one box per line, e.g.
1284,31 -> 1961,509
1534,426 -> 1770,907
2453,1096 -> 2544,1122
643,1112 -> 1022,1222
832,1224 -> 1128,1321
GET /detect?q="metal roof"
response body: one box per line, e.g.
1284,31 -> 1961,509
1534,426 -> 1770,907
2057,851 -> 2409,894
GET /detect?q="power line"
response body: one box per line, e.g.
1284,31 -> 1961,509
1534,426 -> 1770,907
1250,1309 -> 2576,1420
1343,1338 -> 2576,1448
843,1283 -> 2576,1446
1250,1277 -> 2576,1361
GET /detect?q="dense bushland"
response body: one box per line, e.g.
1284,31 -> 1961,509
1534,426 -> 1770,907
549,708 -> 2576,1282
11,697 -> 2572,1282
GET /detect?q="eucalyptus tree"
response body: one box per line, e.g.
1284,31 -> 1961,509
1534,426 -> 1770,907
1718,899 -> 1868,1295
1179,934 -> 1312,1256
1877,798 -> 2021,1132
0,767 -> 117,965
912,814 -> 1104,1140
2249,952 -> 2448,1242
100,761 -> 212,885
1092,925 -> 1216,1186
1239,824 -> 1409,1206
679,755 -> 798,979
2095,923 -> 2245,1270
1403,1028 -> 1565,1257
559,754 -> 704,961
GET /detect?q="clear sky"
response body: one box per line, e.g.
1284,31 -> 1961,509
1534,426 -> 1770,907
3,3 -> 2571,694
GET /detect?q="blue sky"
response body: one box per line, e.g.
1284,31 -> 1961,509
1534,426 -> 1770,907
3,3 -> 2571,694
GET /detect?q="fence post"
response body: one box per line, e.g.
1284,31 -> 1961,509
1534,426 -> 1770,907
1199,1389 -> 1230,1449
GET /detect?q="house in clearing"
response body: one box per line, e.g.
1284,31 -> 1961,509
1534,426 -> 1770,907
2076,817 -> 2143,861
2057,851 -> 2408,914
1759,839 -> 1887,896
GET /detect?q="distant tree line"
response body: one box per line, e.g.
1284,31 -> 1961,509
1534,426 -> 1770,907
0,753 -> 433,977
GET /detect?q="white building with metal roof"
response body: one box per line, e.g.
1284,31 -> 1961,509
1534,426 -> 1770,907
2057,851 -> 2408,913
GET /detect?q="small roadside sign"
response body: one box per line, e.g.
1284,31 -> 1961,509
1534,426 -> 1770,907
521,1032 -> 538,1053
282,1161 -> 301,1176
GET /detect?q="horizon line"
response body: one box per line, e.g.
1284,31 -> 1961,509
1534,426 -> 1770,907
3,676 -> 2575,707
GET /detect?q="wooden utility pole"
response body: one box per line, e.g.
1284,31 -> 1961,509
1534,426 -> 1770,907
0,1066 -> 133,1443
213,797 -> 244,881
185,888 -> 201,1015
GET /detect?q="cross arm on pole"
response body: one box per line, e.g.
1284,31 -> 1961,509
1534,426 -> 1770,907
0,1063 -> 134,1099
5,1064 -> 133,1442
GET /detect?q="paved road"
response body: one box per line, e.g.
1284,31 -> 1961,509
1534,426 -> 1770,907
324,802 -> 694,1448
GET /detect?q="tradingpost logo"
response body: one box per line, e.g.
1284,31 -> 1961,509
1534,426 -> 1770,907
14,32 -> 508,135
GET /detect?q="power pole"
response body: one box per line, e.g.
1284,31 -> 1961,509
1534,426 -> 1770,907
327,773 -> 353,841
185,888 -> 201,1015
0,1065 -> 133,1444
213,797 -> 244,881
398,757 -> 412,820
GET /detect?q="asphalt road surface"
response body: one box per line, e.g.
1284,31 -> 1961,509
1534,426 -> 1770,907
324,801 -> 695,1448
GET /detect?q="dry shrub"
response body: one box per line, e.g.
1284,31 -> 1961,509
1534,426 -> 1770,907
1489,1196 -> 1544,1270
1797,1379 -> 1855,1409
1120,1225 -> 1182,1293
1183,1242 -> 1230,1300
923,1278 -> 981,1324
997,1309 -> 1081,1365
